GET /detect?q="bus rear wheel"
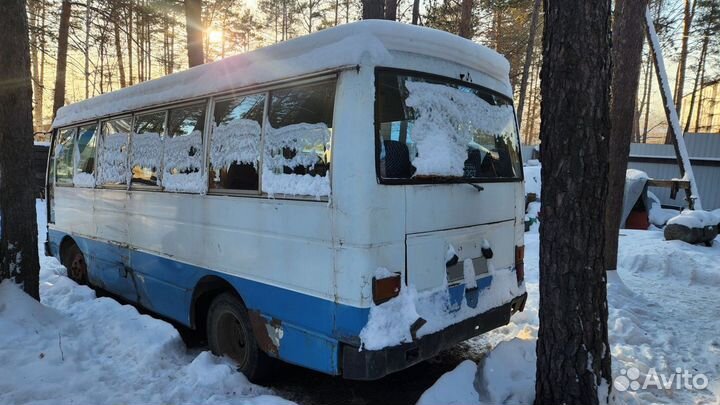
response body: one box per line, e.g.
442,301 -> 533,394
206,293 -> 273,382
63,243 -> 88,285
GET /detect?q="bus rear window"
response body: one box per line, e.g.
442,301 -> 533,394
375,70 -> 522,183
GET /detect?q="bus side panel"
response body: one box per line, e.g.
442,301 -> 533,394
47,228 -> 137,302
49,229 -> 365,375
125,245 -> 367,375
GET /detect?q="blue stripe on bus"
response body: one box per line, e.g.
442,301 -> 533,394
47,229 -> 495,375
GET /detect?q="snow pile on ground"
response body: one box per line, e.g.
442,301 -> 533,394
0,201 -> 293,405
666,209 -> 720,229
647,191 -> 679,227
419,230 -> 720,405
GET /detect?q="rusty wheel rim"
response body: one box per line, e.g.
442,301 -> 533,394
69,253 -> 87,282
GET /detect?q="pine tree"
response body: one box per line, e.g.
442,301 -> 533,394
0,0 -> 41,299
535,0 -> 612,402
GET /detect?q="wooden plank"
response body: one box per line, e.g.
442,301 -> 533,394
644,7 -> 701,209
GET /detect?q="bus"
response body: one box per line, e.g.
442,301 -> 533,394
45,20 -> 528,381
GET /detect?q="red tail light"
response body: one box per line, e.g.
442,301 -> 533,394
515,245 -> 525,285
372,273 -> 401,305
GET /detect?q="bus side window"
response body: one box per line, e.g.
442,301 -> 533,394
97,117 -> 131,186
55,127 -> 76,186
130,111 -> 166,187
263,80 -> 335,197
74,123 -> 98,188
210,93 -> 265,191
165,103 -> 206,192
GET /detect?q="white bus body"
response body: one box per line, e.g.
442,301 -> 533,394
46,21 -> 527,380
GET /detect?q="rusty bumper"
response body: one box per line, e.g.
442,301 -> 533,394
341,292 -> 528,380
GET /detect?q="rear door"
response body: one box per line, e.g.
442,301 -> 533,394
405,183 -> 517,293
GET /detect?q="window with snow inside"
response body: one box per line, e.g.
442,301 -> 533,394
130,111 -> 166,187
210,93 -> 265,191
263,80 -> 335,198
97,117 -> 131,186
375,70 -> 522,182
164,103 -> 206,192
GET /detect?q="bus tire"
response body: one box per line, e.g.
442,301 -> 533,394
206,293 -> 273,382
62,242 -> 88,285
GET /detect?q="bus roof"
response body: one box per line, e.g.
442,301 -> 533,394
53,20 -> 510,129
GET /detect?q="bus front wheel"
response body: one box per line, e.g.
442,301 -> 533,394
206,293 -> 273,381
62,243 -> 88,285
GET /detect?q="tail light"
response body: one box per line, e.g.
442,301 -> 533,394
372,273 -> 401,305
515,245 -> 525,285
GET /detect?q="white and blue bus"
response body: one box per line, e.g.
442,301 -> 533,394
46,20 -> 527,381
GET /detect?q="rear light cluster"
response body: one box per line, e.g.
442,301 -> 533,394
515,245 -> 525,285
372,273 -> 401,305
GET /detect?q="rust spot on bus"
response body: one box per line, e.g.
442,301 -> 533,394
248,310 -> 282,356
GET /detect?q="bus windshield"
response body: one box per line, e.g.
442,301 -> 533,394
375,70 -> 523,183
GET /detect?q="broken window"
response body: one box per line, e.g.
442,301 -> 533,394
263,80 -> 335,197
130,111 -> 165,186
97,117 -> 131,186
164,103 -> 206,192
73,123 -> 97,188
55,127 -> 76,186
210,93 -> 265,191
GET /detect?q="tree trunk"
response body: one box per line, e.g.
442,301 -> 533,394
114,7 -> 127,88
411,0 -> 420,24
683,33 -> 707,134
84,0 -> 90,99
516,0 -> 541,131
362,0 -> 384,19
185,0 -> 204,67
666,0 -> 695,144
535,0 -> 612,402
385,0 -> 397,20
0,0 -> 40,300
38,0 -> 46,130
694,53 -> 706,132
137,4 -> 143,82
524,58 -> 538,144
642,57 -> 652,142
334,0 -> 339,25
458,0 -> 473,38
29,0 -> 40,131
52,0 -> 71,119
604,0 -> 648,271
527,57 -> 540,143
127,0 -> 133,85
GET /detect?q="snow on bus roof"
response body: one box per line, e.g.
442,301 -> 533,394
53,20 -> 510,129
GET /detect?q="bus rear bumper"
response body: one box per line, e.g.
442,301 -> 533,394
341,292 -> 527,380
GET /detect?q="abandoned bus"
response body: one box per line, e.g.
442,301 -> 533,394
45,20 -> 527,381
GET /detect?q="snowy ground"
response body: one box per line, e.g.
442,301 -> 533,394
1,201 -> 718,404
420,229 -> 720,405
0,201 -> 294,405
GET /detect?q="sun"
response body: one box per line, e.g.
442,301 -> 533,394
208,30 -> 223,43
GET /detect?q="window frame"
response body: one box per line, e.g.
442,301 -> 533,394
373,67 -> 525,186
54,126 -> 78,187
206,90 -> 268,196
97,115 -> 133,190
49,71 -> 342,200
261,78 -> 337,201
129,107 -> 169,190
207,75 -> 337,201
74,122 -> 99,182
